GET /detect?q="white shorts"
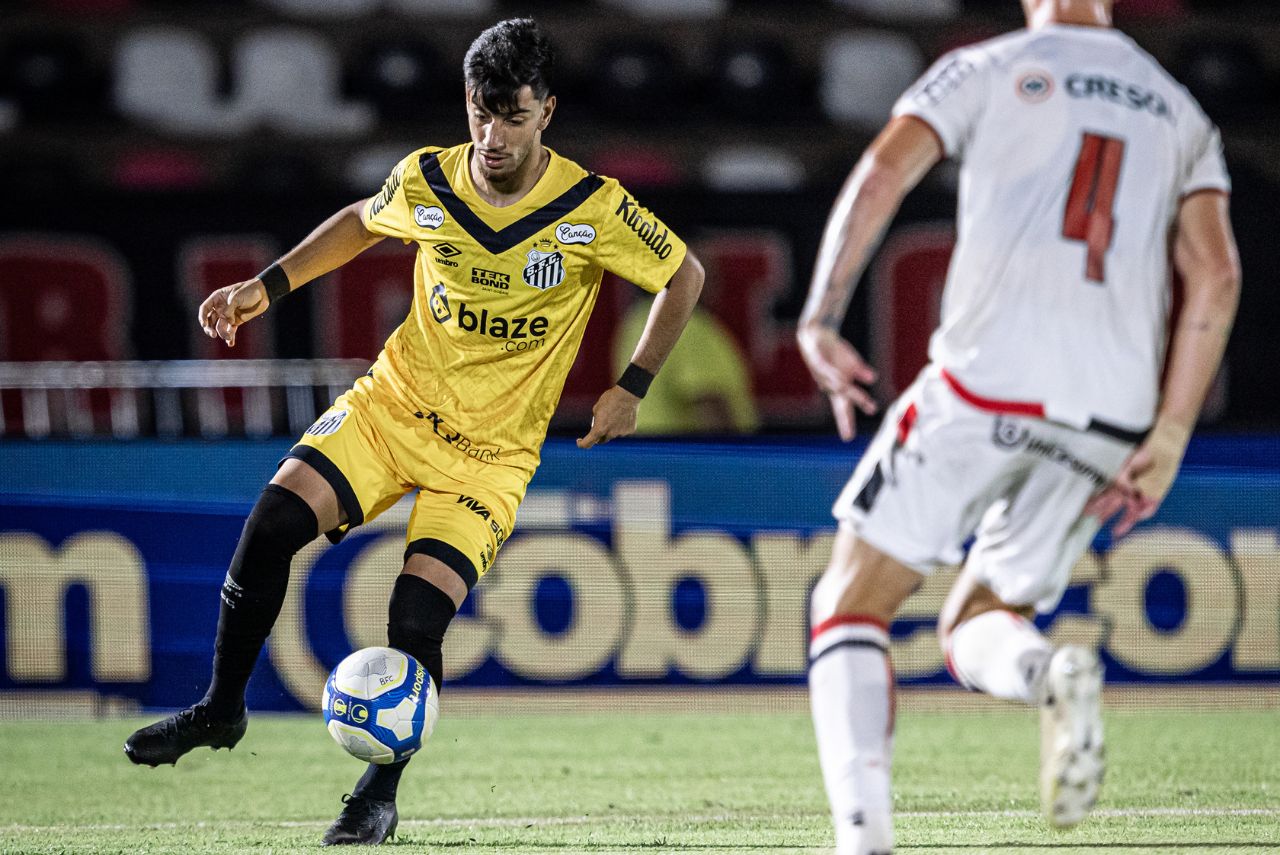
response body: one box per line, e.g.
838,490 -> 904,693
833,366 -> 1136,613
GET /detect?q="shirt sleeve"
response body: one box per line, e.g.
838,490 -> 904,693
592,179 -> 688,294
361,152 -> 418,241
891,47 -> 988,159
1181,122 -> 1231,198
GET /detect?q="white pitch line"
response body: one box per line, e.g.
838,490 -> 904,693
899,808 -> 1280,819
3,807 -> 1278,834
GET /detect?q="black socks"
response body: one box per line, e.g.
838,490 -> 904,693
352,758 -> 409,803
205,488 -> 461,807
386,573 -> 457,693
204,483 -> 318,719
353,574 -> 459,803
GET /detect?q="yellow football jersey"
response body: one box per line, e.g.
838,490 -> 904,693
361,142 -> 687,476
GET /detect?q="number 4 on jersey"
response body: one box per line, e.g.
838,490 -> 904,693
1062,133 -> 1125,284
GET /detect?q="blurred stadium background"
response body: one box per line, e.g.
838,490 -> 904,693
0,0 -> 1278,850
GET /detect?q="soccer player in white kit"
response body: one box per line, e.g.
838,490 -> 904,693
797,1 -> 1241,852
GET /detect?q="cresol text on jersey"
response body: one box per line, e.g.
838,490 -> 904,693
1064,73 -> 1170,118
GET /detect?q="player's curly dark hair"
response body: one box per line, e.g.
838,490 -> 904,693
464,18 -> 556,114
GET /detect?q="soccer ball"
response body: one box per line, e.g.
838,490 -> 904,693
322,646 -> 439,764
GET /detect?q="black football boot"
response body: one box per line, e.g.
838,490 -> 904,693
322,794 -> 399,846
123,703 -> 248,767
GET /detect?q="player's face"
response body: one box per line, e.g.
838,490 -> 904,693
466,86 -> 556,186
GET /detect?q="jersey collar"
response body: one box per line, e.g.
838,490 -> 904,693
419,149 -> 604,255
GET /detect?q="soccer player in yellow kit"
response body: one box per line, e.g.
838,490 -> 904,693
124,18 -> 704,846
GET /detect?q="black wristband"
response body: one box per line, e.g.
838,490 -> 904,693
257,262 -> 292,304
617,362 -> 655,399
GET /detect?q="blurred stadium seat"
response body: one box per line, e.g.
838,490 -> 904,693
1112,0 -> 1185,19
386,0 -> 497,15
0,98 -> 17,133
111,147 -> 212,190
38,0 -> 135,13
598,0 -> 727,18
0,0 -> 1276,430
1175,37 -> 1271,123
113,27 -> 248,136
700,144 -> 805,192
234,148 -> 328,196
0,30 -> 103,122
257,0 -> 380,17
345,142 -> 417,193
232,28 -> 374,136
710,37 -> 809,122
591,38 -> 687,120
588,147 -> 685,188
832,0 -> 959,23
820,29 -> 924,129
345,36 -> 447,120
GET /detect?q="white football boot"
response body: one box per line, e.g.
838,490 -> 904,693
1039,645 -> 1105,828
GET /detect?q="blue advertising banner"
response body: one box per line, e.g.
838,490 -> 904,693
1,437 -> 1278,712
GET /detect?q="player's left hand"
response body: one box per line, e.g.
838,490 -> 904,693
797,323 -> 878,441
1084,418 -> 1192,537
577,385 -> 640,449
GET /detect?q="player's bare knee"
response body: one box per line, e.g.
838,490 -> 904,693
402,551 -> 470,610
811,530 -> 923,625
809,563 -> 852,625
271,457 -> 345,532
938,574 -> 1034,642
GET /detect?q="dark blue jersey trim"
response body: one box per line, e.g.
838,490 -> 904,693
418,149 -> 605,255
405,537 -> 480,590
282,445 -> 363,543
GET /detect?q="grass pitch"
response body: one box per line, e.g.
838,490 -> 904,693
2,701 -> 1277,854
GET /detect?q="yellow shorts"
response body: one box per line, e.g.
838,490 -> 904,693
287,368 -> 527,588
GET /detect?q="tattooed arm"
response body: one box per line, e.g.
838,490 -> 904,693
1087,189 -> 1240,535
797,116 -> 943,439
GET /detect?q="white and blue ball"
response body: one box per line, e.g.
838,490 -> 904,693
322,646 -> 439,764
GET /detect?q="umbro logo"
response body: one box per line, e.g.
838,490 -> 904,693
433,242 -> 461,268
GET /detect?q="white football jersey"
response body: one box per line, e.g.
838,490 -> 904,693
892,23 -> 1230,433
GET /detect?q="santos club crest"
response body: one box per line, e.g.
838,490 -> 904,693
522,241 -> 566,291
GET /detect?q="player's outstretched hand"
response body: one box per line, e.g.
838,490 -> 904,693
797,323 -> 878,441
1085,419 -> 1192,537
577,385 -> 640,449
197,279 -> 270,348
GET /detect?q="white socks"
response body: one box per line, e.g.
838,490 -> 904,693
809,617 -> 895,855
946,609 -> 1052,704
809,609 -> 1052,854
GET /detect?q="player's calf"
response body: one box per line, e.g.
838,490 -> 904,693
327,567 -> 462,844
809,615 -> 895,855
124,483 -> 320,768
204,483 -> 321,718
944,609 -> 1051,704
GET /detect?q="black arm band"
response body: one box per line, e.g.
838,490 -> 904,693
257,262 -> 292,304
617,362 -> 655,399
